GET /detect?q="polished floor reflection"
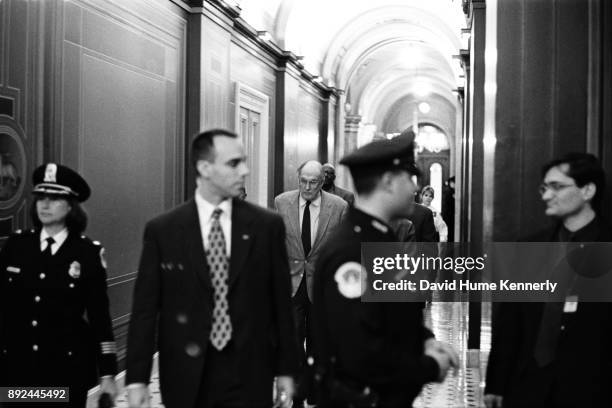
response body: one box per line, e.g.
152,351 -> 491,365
90,300 -> 492,408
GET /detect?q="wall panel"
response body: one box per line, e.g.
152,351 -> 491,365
51,0 -> 187,357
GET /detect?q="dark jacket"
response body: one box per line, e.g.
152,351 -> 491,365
313,207 -> 438,407
126,198 -> 298,408
407,203 -> 437,242
485,218 -> 612,407
0,230 -> 117,391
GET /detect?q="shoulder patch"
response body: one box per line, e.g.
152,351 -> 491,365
334,261 -> 366,299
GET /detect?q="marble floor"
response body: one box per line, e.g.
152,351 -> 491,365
89,300 -> 492,408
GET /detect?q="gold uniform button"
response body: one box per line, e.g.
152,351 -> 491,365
69,283 -> 75,288
39,273 -> 46,279
32,320 -> 38,327
32,345 -> 39,351
34,296 -> 41,302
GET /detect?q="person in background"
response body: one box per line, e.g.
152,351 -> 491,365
442,176 -> 455,242
0,163 -> 118,408
274,160 -> 348,407
321,163 -> 355,206
420,185 -> 448,242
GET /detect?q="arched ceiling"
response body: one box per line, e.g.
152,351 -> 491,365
236,0 -> 466,136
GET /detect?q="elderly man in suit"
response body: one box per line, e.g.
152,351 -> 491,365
275,160 -> 348,406
321,163 -> 355,206
126,129 -> 297,408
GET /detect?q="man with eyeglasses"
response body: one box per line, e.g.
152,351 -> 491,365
485,153 -> 612,408
274,160 -> 348,407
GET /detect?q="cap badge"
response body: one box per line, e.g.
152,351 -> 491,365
43,164 -> 58,183
68,261 -> 81,279
334,261 -> 366,299
392,158 -> 400,166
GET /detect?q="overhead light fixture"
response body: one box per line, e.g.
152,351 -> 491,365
418,102 -> 431,114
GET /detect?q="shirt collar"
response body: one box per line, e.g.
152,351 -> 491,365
40,227 -> 68,247
195,191 -> 233,220
299,192 -> 321,208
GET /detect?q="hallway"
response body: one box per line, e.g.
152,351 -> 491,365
2,0 -> 612,406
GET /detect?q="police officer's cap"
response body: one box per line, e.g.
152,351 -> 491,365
32,163 -> 91,202
340,131 -> 421,176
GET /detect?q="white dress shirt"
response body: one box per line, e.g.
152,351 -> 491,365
195,191 -> 232,256
40,228 -> 68,254
299,193 -> 321,247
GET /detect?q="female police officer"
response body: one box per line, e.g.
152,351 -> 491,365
0,163 -> 117,407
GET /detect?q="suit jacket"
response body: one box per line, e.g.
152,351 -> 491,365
328,184 -> 355,207
274,190 -> 348,301
126,198 -> 298,408
485,218 -> 612,407
407,203 -> 437,242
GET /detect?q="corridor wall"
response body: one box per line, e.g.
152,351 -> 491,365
0,0 -> 188,364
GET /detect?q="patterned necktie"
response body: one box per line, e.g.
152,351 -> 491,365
302,201 -> 311,256
42,237 -> 55,258
207,208 -> 232,350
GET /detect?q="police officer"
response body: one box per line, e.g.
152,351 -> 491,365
312,134 -> 458,407
0,163 -> 118,407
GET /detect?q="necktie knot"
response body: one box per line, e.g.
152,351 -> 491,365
46,237 -> 55,246
211,208 -> 222,220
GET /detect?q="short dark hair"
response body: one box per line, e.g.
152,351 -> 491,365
542,152 -> 606,210
191,129 -> 238,170
30,195 -> 88,235
349,166 -> 411,195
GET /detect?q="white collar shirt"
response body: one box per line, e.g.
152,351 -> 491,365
299,192 -> 321,246
195,191 -> 232,257
40,228 -> 69,255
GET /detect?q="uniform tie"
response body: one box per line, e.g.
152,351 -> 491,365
42,237 -> 55,257
207,208 -> 232,350
302,201 -> 311,256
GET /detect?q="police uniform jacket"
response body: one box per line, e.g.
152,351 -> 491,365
0,229 -> 117,390
313,207 -> 438,405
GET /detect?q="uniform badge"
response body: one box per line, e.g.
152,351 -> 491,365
334,262 -> 366,299
99,247 -> 107,269
43,163 -> 58,182
68,261 -> 81,279
7,266 -> 21,274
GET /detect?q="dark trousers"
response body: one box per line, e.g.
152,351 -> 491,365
194,342 -> 250,408
292,277 -> 314,404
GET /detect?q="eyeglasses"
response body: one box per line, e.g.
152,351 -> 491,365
299,178 -> 321,188
538,182 -> 576,195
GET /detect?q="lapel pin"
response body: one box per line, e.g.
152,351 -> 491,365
242,234 -> 249,240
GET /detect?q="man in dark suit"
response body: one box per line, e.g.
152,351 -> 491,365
126,129 -> 297,408
321,163 -> 355,206
407,200 -> 438,242
485,153 -> 612,408
274,160 -> 348,406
